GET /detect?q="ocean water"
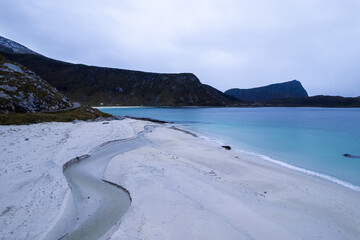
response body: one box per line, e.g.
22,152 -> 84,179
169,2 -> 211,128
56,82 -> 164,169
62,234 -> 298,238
99,107 -> 360,190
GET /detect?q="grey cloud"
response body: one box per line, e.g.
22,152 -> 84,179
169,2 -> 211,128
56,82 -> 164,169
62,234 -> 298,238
0,0 -> 359,96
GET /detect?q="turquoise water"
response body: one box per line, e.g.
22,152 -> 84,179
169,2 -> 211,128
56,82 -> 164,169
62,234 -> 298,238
99,107 -> 360,190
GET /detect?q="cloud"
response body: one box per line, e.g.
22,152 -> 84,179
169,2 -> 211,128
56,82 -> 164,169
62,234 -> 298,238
0,0 -> 359,96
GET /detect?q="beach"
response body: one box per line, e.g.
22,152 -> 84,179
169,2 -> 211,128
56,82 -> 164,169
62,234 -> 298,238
1,119 -> 359,239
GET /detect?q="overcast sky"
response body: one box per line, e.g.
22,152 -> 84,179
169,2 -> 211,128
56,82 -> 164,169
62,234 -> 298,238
0,0 -> 359,96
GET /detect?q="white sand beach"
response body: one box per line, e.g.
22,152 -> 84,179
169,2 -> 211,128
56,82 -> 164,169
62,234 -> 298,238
1,119 -> 359,240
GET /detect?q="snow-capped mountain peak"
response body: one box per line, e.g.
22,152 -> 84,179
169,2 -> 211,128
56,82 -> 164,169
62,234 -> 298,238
0,36 -> 39,55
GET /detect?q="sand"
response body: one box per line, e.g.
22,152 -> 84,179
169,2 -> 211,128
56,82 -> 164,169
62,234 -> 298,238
1,119 -> 359,239
106,125 -> 360,240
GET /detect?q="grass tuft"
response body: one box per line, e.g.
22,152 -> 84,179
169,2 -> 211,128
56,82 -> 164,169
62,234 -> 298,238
0,106 -> 112,125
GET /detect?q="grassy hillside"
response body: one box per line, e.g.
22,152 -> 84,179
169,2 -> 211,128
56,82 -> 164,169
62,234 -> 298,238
0,53 -> 72,113
2,53 -> 231,106
0,105 -> 112,125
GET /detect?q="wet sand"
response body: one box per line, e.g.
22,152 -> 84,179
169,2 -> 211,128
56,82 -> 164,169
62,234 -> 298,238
44,128 -> 150,240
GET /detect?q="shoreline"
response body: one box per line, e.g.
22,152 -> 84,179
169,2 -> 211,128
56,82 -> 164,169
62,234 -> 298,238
106,124 -> 360,239
94,106 -> 360,109
151,119 -> 360,193
96,107 -> 360,190
239,149 -> 360,192
1,119 -> 360,239
182,127 -> 360,192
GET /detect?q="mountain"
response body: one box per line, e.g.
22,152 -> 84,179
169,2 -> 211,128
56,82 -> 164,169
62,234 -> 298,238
0,53 -> 72,113
0,36 -> 39,55
202,84 -> 239,106
0,36 -> 231,106
225,80 -> 308,102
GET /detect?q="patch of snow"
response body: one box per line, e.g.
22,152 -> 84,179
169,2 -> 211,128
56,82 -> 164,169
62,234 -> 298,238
0,84 -> 17,92
0,91 -> 11,99
0,36 -> 38,55
0,67 -> 11,73
3,63 -> 24,74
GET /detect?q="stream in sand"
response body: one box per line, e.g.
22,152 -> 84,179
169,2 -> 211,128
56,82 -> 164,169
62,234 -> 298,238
43,127 -> 151,240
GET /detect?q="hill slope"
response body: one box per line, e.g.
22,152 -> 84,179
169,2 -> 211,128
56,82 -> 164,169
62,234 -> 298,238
0,54 -> 72,113
0,36 -> 230,106
225,80 -> 308,102
0,36 -> 39,55
202,84 -> 238,106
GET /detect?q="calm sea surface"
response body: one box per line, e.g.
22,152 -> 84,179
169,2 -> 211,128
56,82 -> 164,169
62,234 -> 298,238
99,107 -> 360,190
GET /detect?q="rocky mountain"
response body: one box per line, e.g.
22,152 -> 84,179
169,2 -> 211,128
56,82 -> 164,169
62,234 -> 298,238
202,84 -> 239,106
0,36 -> 39,55
0,54 -> 72,113
225,80 -> 308,102
0,36 -> 231,106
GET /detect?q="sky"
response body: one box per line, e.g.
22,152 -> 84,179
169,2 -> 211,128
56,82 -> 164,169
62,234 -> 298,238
0,0 -> 359,96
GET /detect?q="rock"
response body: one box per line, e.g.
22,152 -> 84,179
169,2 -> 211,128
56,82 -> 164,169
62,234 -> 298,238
222,145 -> 231,150
0,54 -> 72,114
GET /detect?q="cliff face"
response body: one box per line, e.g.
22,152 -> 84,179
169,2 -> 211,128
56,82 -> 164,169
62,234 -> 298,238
225,80 -> 308,102
0,54 -> 72,113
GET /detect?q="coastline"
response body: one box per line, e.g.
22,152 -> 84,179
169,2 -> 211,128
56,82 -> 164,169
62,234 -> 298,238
106,125 -> 360,239
239,149 -> 360,192
94,106 -> 150,109
1,119 -> 359,239
178,127 -> 360,193
96,107 -> 360,190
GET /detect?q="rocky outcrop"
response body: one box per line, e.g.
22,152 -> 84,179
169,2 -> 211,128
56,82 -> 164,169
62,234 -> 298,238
0,54 -> 72,113
225,80 -> 308,102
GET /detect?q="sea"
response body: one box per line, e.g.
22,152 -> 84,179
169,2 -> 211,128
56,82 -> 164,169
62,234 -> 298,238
99,107 -> 360,191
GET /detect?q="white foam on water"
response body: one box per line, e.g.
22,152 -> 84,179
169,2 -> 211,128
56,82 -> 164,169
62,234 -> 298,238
177,124 -> 360,192
238,149 -> 360,192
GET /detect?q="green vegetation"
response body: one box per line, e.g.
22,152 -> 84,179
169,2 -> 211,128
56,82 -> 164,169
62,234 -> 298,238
0,53 -> 72,113
2,52 -> 230,106
0,106 -> 112,125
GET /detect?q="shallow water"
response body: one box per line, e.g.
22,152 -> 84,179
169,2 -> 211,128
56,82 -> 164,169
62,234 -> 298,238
43,130 -> 149,240
99,107 -> 360,189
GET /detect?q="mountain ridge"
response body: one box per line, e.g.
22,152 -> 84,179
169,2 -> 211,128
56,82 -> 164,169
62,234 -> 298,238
0,36 -> 39,55
0,36 -> 232,106
1,35 -> 359,108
